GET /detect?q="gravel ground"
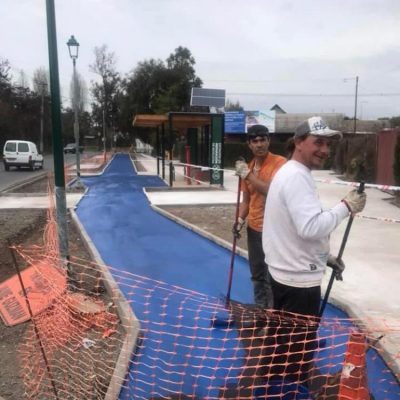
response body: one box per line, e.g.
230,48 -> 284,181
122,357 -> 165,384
159,204 -> 249,251
0,179 -> 121,400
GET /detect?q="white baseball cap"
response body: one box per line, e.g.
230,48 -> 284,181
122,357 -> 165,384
295,116 -> 342,139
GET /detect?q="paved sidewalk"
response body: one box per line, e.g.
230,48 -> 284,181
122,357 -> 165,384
0,193 -> 82,209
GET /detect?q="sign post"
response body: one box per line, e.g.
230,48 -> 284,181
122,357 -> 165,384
210,114 -> 224,186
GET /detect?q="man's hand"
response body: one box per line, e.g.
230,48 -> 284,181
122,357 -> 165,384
235,160 -> 250,180
232,217 -> 245,239
342,189 -> 366,214
327,255 -> 345,281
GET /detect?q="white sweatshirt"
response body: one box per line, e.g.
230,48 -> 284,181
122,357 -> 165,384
262,160 -> 349,288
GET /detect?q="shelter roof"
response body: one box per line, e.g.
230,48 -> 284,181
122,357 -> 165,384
132,114 -> 168,128
169,112 -> 212,129
133,112 -> 214,129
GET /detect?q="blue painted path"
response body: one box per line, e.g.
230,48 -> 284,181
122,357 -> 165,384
77,154 -> 399,400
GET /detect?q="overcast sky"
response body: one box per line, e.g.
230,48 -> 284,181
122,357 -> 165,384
1,0 -> 400,119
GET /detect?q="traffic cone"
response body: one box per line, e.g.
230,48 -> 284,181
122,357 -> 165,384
338,332 -> 370,400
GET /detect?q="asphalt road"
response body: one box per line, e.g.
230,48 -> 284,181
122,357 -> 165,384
0,153 -> 77,192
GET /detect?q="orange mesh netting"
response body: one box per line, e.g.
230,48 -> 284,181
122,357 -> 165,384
4,182 -> 400,399
8,247 -> 400,400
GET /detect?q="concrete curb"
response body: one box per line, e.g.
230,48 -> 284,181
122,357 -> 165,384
150,204 -> 249,261
0,171 -> 47,195
70,210 -> 140,400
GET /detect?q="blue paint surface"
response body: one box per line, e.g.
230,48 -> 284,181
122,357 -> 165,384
77,154 -> 399,400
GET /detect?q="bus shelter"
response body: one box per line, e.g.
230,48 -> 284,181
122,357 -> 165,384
132,112 -> 224,186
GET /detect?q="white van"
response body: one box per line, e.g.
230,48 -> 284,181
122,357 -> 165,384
3,140 -> 44,171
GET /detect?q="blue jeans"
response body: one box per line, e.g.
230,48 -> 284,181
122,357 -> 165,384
247,227 -> 273,308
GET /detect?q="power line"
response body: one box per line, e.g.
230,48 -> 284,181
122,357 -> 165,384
227,92 -> 400,97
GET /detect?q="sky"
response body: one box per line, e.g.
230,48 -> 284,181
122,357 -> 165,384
1,0 -> 400,119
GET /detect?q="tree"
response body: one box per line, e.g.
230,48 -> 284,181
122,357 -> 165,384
123,58 -> 166,115
0,58 -> 46,150
62,108 -> 92,144
390,116 -> 400,128
0,58 -> 12,101
158,46 -> 203,112
16,70 -> 29,89
32,67 -> 49,95
32,67 -> 51,152
117,46 -> 203,145
90,45 -> 121,148
69,72 -> 88,113
225,99 -> 244,111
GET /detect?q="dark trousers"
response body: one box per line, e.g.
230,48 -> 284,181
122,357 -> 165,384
247,227 -> 273,308
271,277 -> 321,317
262,276 -> 320,384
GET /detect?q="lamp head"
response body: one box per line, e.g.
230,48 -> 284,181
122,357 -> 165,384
67,35 -> 79,59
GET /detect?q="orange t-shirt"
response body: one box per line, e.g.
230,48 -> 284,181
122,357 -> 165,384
241,152 -> 286,232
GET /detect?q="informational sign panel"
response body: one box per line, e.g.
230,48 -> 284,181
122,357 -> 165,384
191,88 -> 226,108
210,115 -> 224,185
245,110 -> 275,133
224,111 -> 246,133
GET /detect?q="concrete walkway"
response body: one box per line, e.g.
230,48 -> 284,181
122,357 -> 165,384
0,193 -> 82,209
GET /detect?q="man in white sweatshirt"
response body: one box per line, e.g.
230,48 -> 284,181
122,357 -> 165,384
261,116 -> 366,383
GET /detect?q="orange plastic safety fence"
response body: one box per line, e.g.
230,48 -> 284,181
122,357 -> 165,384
9,248 -> 400,400
6,196 -> 400,400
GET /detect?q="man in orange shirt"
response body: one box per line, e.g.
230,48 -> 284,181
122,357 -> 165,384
234,125 -> 286,308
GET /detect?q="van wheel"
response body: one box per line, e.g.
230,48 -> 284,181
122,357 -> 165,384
39,161 -> 44,170
29,162 -> 34,171
4,162 -> 9,171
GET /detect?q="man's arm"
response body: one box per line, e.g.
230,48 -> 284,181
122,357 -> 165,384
239,191 -> 250,220
285,173 -> 349,239
242,157 -> 286,196
232,191 -> 250,238
243,173 -> 270,196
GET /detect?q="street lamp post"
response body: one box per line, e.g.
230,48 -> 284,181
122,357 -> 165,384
67,35 -> 81,181
39,82 -> 48,154
344,76 -> 359,133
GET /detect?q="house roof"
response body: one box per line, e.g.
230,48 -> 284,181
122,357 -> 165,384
270,104 -> 286,114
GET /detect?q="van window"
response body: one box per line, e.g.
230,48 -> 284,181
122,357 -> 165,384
5,142 -> 16,152
18,142 -> 29,152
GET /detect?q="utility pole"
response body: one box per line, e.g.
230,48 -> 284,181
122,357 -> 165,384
45,0 -> 69,263
39,82 -> 48,154
102,109 -> 107,162
353,75 -> 359,134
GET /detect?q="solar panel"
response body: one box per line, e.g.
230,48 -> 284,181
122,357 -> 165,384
190,88 -> 226,107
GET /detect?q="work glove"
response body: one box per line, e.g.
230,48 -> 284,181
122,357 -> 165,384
235,160 -> 250,180
232,217 -> 245,239
327,255 -> 345,281
342,189 -> 366,214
